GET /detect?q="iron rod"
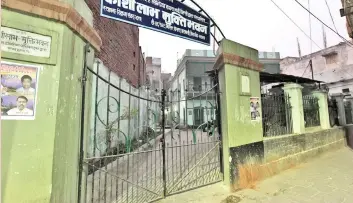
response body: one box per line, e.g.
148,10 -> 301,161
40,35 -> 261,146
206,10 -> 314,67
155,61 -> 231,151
161,89 -> 167,197
116,77 -> 122,202
91,60 -> 100,203
78,44 -> 89,203
104,70 -> 111,203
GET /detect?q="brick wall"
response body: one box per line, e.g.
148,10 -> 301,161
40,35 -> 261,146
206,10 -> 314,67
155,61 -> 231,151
87,0 -> 144,87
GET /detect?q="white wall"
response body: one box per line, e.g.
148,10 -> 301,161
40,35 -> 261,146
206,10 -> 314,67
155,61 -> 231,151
327,79 -> 353,95
87,59 -> 160,157
146,58 -> 162,91
170,69 -> 186,99
280,43 -> 353,84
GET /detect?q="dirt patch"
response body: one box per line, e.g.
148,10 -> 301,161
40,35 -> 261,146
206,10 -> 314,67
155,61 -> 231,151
220,195 -> 242,203
236,164 -> 264,190
234,158 -> 304,191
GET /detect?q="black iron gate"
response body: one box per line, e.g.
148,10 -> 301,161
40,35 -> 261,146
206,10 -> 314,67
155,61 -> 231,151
78,55 -> 222,203
345,100 -> 353,124
328,98 -> 339,127
164,73 -> 222,196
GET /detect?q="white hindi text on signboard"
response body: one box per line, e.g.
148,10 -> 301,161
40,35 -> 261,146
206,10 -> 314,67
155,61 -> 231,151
1,27 -> 51,58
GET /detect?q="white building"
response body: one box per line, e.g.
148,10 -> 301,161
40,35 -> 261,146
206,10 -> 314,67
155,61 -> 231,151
146,57 -> 162,93
168,50 -> 216,127
168,49 -> 283,127
280,42 -> 353,95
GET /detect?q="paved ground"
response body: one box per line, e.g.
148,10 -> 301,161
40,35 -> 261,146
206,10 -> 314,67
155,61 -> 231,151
86,129 -> 221,203
158,147 -> 353,203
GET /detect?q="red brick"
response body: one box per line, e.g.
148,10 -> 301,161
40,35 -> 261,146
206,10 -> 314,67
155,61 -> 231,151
87,0 -> 145,87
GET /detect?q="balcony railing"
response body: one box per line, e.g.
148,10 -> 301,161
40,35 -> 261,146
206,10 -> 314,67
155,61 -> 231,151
186,84 -> 214,92
186,84 -> 215,99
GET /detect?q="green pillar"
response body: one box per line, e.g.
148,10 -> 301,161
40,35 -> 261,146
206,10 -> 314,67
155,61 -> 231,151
331,93 -> 347,126
312,90 -> 330,129
215,39 -> 263,187
1,2 -> 98,202
283,83 -> 305,134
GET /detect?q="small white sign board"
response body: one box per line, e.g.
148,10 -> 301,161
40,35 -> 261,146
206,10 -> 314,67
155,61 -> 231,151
1,27 -> 51,58
241,75 -> 250,93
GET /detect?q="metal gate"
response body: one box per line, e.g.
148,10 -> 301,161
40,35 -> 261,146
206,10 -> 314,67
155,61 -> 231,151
328,98 -> 339,127
78,57 -> 222,203
164,72 -> 222,196
345,100 -> 353,124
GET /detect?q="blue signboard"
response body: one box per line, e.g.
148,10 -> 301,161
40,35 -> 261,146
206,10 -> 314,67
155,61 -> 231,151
101,0 -> 211,45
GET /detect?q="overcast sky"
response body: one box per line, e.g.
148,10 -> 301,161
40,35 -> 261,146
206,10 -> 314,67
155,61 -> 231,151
139,0 -> 350,74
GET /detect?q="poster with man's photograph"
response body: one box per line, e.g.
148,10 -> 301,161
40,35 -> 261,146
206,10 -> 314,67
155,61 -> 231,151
250,97 -> 260,121
1,61 -> 40,120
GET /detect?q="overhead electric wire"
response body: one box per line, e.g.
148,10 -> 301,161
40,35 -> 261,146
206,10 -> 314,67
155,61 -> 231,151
269,0 -> 353,81
294,0 -> 353,46
324,0 -> 339,34
308,0 -> 313,54
296,0 -> 353,80
268,0 -> 322,49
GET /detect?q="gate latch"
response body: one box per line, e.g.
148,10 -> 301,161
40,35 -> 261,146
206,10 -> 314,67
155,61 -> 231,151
79,76 -> 87,83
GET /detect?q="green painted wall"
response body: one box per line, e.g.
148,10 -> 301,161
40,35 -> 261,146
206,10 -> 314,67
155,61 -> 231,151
222,65 -> 262,147
1,8 -> 91,203
217,40 -> 263,185
219,40 -> 263,148
50,25 -> 89,203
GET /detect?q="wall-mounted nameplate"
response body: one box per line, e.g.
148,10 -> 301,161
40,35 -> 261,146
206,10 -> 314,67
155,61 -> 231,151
1,13 -> 59,65
240,72 -> 251,96
1,27 -> 52,58
241,75 -> 250,94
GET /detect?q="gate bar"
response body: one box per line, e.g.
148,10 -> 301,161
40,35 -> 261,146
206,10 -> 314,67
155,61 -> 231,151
85,162 -> 160,196
167,142 -> 220,194
161,89 -> 167,197
78,44 -> 90,203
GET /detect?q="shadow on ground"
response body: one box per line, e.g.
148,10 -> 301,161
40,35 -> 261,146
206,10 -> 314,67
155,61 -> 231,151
158,147 -> 353,203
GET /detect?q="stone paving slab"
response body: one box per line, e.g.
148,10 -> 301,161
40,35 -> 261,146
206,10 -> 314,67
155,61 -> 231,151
158,147 -> 353,203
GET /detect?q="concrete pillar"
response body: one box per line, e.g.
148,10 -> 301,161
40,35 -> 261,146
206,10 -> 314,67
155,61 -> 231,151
1,1 -> 100,202
214,39 -> 263,189
282,83 -> 305,134
345,97 -> 353,124
312,90 -> 330,129
331,93 -> 347,126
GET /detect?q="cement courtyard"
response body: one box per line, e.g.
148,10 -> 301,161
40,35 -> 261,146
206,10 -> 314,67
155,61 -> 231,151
158,147 -> 353,203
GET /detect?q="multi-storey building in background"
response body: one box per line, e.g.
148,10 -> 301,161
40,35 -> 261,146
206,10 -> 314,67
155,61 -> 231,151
168,50 -> 216,127
280,42 -> 353,95
161,73 -> 172,91
259,51 -> 281,74
146,57 -> 163,93
168,49 -> 281,127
